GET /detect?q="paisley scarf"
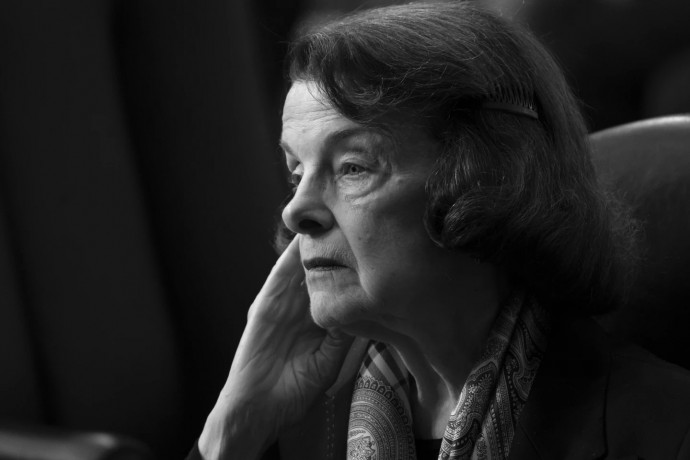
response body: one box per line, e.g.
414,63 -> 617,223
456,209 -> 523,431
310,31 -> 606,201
346,293 -> 548,460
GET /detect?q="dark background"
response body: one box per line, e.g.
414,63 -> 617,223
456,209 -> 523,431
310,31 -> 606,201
0,0 -> 688,458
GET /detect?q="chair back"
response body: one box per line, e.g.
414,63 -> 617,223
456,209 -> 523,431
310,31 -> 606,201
591,115 -> 690,369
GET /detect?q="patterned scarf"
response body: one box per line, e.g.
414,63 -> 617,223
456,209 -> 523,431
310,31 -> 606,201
346,294 -> 548,460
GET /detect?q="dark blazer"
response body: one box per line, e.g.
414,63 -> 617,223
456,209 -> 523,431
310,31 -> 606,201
509,317 -> 690,459
189,318 -> 690,459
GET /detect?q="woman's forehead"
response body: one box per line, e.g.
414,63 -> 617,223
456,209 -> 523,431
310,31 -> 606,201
281,83 -> 353,140
281,81 -> 438,161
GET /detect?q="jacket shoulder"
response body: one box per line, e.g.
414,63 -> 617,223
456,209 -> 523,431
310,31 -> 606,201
605,340 -> 690,458
511,317 -> 690,459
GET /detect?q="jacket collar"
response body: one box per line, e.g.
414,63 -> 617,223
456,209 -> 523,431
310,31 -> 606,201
509,316 -> 611,460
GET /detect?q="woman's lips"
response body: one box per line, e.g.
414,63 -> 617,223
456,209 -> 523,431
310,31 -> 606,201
302,257 -> 347,271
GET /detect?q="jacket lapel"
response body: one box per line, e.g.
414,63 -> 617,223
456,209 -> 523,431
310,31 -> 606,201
509,317 -> 611,460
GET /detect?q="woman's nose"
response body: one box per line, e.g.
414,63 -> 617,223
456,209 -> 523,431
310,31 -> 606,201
281,177 -> 334,235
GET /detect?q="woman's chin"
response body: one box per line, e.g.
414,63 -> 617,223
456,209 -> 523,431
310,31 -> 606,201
308,292 -> 367,330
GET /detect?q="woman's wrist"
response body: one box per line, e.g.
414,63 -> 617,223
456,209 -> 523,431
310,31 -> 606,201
198,399 -> 273,460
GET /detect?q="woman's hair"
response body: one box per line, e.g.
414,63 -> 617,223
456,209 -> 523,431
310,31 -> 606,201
277,1 -> 638,315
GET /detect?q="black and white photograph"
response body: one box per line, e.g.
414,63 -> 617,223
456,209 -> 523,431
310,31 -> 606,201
0,1 -> 689,459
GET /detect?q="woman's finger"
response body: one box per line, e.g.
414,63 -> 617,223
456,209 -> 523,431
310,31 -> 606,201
271,235 -> 302,278
257,235 -> 303,296
248,235 -> 307,324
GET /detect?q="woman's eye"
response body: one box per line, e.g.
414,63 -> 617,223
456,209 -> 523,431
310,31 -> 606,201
342,163 -> 366,176
288,172 -> 302,189
287,170 -> 302,193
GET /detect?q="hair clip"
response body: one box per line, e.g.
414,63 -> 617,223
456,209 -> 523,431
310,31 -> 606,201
481,84 -> 539,120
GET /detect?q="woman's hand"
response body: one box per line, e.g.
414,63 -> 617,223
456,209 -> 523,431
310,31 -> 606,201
198,236 -> 354,460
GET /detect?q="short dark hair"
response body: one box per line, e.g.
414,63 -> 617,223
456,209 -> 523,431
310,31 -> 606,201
279,1 -> 638,315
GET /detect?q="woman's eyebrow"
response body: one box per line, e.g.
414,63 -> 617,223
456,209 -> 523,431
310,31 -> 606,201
279,139 -> 295,156
279,126 -> 391,157
322,126 -> 386,150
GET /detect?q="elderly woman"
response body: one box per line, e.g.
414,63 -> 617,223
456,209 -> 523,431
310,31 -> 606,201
190,2 -> 690,459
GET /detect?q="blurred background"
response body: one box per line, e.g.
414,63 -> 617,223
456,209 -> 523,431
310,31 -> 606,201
0,0 -> 688,458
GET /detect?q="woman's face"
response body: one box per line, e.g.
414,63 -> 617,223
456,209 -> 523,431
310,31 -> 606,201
281,81 -> 475,333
